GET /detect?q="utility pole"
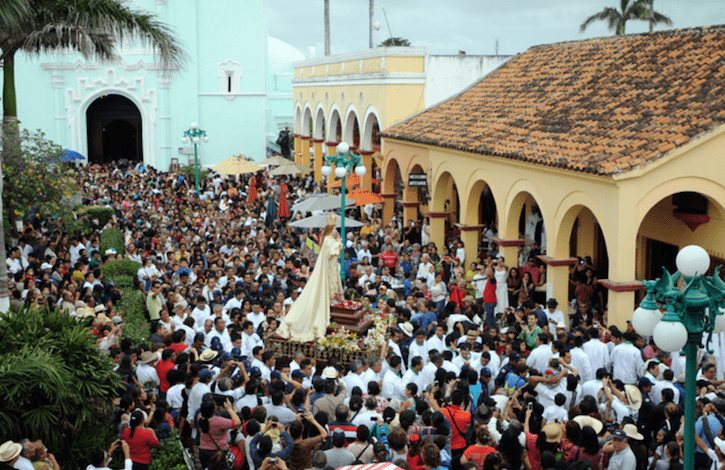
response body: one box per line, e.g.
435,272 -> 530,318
324,0 -> 330,55
369,0 -> 374,48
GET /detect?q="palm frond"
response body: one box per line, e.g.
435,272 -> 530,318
580,8 -> 621,32
650,11 -> 673,26
22,24 -> 115,58
0,0 -> 30,30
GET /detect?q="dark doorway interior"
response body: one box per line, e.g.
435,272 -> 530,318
646,238 -> 679,280
86,94 -> 142,163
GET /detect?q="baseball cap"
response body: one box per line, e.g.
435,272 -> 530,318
638,377 -> 654,388
610,429 -> 627,440
199,368 -> 213,380
249,367 -> 262,378
231,347 -> 242,358
480,367 -> 492,377
221,352 -> 233,362
271,370 -> 282,380
291,370 -> 305,380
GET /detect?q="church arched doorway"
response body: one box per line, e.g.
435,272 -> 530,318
86,94 -> 142,163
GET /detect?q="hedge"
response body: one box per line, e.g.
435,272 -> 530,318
101,259 -> 141,289
82,206 -> 115,228
117,289 -> 149,345
100,227 -> 125,255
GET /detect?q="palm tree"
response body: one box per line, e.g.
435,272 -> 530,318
580,0 -> 671,36
0,0 -> 183,311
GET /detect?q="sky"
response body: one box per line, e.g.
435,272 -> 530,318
265,0 -> 725,57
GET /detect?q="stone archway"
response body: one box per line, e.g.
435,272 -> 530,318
86,94 -> 142,163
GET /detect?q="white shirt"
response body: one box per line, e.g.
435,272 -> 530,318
408,341 -> 429,369
381,369 -> 404,401
651,380 -> 680,405
526,343 -> 553,373
426,334 -> 446,354
187,381 -> 211,421
343,372 -> 366,396
241,332 -> 263,358
611,342 -> 644,384
420,362 -> 439,391
264,403 -> 298,424
545,309 -> 565,326
472,274 -> 487,299
582,338 -> 610,373
135,363 -> 160,389
166,383 -> 186,409
222,297 -> 243,314
248,311 -> 266,330
581,379 -> 604,403
205,329 -> 233,352
191,306 -> 212,331
352,409 -> 381,427
14,456 -> 36,470
542,405 -> 569,423
570,347 -> 594,382
401,369 -> 424,393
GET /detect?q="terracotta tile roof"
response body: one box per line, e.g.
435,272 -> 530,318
383,26 -> 725,176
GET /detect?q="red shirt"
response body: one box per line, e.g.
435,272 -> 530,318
443,405 -> 471,450
122,426 -> 159,464
381,251 -> 398,268
483,277 -> 497,304
156,360 -> 175,393
169,342 -> 188,354
463,444 -> 496,467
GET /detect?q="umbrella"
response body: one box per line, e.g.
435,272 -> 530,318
330,173 -> 361,189
278,183 -> 290,219
247,176 -> 258,204
292,194 -> 354,213
61,149 -> 85,162
214,154 -> 263,175
289,213 -> 364,229
270,163 -> 311,177
347,189 -> 384,206
259,155 -> 291,166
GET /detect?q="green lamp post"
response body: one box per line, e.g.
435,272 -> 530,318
320,141 -> 367,280
631,245 -> 725,470
182,122 -> 209,194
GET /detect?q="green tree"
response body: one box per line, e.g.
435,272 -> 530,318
0,308 -> 121,468
2,129 -> 75,224
580,0 -> 671,36
379,37 -> 411,47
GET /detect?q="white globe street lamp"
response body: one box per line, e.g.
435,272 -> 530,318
334,166 -> 347,178
337,141 -> 350,155
321,165 -> 332,177
676,245 -> 711,277
354,165 -> 367,177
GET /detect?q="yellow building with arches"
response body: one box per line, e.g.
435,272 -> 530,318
382,26 -> 725,327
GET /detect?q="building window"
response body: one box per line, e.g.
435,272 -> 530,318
218,60 -> 242,94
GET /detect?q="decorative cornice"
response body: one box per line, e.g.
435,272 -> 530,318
402,201 -> 421,208
300,135 -> 311,140
426,212 -> 449,218
598,279 -> 644,293
312,139 -> 325,144
490,236 -> 525,247
359,150 -> 375,156
537,255 -> 578,267
325,141 -> 339,147
294,47 -> 427,68
293,73 -> 426,87
381,193 -> 397,199
456,224 -> 484,232
41,59 -> 178,72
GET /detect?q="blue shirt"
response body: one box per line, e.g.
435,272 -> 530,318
696,414 -> 724,453
412,311 -> 437,330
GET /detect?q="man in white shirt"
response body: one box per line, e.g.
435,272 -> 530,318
357,266 -> 377,288
526,335 -> 554,373
381,356 -> 405,401
570,336 -> 594,383
247,303 -> 266,331
6,248 -> 27,275
342,361 -> 366,395
581,368 -> 607,403
416,254 -> 434,281
420,354 -> 443,391
135,352 -> 160,392
191,297 -> 212,331
408,330 -> 430,369
611,333 -> 644,384
401,356 -> 425,394
205,318 -> 232,352
472,266 -> 487,301
222,289 -> 244,315
240,321 -> 263,358
264,390 -> 298,424
69,238 -> 86,265
426,325 -> 447,353
544,298 -> 566,329
582,328 -> 611,373
651,369 -> 680,405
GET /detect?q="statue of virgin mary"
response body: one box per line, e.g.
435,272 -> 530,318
276,213 -> 344,342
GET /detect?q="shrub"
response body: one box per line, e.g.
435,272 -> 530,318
0,308 -> 121,468
181,164 -> 208,183
100,227 -> 125,255
102,259 -> 141,289
149,430 -> 188,470
118,289 -> 149,345
82,205 -> 115,228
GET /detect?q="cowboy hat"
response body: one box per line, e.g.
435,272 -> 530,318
572,415 -> 603,434
622,423 -> 644,441
399,322 -> 414,337
199,349 -> 219,362
542,423 -> 563,443
624,384 -> 643,410
321,366 -> 339,380
0,441 -> 22,463
140,351 -> 157,364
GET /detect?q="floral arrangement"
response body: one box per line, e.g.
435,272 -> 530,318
317,326 -> 361,353
364,312 -> 396,351
332,297 -> 363,310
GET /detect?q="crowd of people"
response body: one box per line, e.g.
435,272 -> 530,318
1,161 -> 725,470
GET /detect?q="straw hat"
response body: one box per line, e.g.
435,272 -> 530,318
542,423 -> 563,443
399,322 -> 414,337
624,384 -> 643,410
140,351 -> 157,364
623,423 -> 644,441
199,349 -> 219,362
321,366 -> 339,379
0,441 -> 22,463
572,415 -> 603,434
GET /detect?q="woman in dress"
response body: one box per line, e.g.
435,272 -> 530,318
507,267 -> 522,307
276,213 -> 343,342
494,257 -> 509,314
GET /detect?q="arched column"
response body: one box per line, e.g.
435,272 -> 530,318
313,139 -> 324,183
300,136 -> 311,167
359,151 -> 374,192
459,225 -> 483,267
428,212 -> 447,249
382,193 -> 397,225
293,134 -> 302,164
325,141 -> 339,194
